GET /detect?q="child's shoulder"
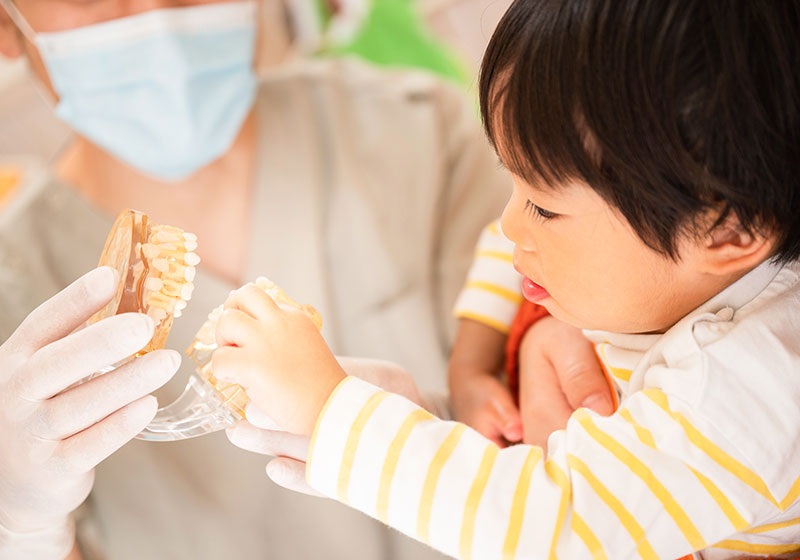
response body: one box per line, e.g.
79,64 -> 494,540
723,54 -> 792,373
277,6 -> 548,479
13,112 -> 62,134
705,259 -> 800,363
671,260 -> 800,497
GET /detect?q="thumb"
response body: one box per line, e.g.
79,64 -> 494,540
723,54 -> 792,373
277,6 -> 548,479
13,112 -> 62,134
266,457 -> 325,497
554,343 -> 615,416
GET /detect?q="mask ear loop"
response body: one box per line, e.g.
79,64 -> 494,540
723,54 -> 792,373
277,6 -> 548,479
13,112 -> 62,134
0,0 -> 37,43
0,0 -> 62,108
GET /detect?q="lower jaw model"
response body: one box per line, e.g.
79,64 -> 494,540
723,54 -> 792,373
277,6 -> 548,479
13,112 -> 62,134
90,209 -> 322,442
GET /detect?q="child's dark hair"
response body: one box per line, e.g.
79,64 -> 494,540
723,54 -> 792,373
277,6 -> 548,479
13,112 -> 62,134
480,0 -> 800,261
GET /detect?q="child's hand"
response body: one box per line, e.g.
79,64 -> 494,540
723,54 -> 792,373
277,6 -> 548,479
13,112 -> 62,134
517,316 -> 615,449
450,369 -> 523,446
212,285 -> 347,436
448,319 -> 522,446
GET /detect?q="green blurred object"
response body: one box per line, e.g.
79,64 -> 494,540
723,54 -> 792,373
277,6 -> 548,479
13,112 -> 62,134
315,0 -> 469,84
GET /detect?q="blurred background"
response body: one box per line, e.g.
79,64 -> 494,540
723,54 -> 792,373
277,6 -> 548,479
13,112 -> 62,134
0,0 -> 511,164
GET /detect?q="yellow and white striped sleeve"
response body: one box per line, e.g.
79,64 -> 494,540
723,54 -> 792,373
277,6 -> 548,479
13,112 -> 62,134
307,377 -> 790,559
453,220 -> 523,334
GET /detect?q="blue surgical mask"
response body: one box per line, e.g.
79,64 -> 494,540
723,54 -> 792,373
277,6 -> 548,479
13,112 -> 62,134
2,1 -> 258,182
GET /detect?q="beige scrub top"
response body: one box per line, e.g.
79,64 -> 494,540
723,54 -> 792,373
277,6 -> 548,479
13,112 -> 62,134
0,58 -> 510,559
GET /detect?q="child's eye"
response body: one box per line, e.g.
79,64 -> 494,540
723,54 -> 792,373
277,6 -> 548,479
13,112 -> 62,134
524,199 -> 559,221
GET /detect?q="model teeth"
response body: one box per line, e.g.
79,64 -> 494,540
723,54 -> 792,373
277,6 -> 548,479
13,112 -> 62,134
142,225 -> 199,323
184,253 -> 201,266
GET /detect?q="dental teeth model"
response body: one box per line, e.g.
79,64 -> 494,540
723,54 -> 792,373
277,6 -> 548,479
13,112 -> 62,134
137,276 -> 322,441
93,210 -> 323,441
189,277 -> 323,418
90,209 -> 199,362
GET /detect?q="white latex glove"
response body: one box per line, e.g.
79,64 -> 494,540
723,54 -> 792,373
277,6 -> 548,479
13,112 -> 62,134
226,357 -> 424,496
0,267 -> 180,559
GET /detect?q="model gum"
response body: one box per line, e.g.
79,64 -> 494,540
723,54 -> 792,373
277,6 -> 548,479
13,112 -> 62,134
91,210 -> 199,356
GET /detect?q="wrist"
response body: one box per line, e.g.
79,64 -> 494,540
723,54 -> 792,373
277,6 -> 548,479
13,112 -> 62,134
0,515 -> 75,560
303,369 -> 347,437
448,365 -> 498,393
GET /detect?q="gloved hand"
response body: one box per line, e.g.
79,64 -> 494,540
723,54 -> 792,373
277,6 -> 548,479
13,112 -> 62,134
226,356 -> 423,496
0,267 -> 180,559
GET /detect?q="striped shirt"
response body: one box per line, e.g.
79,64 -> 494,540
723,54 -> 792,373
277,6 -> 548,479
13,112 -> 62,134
308,260 -> 800,559
453,219 -> 522,334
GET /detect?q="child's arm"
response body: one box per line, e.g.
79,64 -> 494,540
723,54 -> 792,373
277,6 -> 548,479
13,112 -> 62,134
449,220 -> 525,445
448,318 -> 523,446
215,285 -> 774,560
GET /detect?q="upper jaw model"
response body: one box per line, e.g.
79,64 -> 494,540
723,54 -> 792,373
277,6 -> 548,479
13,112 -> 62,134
92,209 -> 321,441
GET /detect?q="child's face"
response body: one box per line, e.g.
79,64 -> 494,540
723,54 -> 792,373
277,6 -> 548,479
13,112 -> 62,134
501,174 -> 732,334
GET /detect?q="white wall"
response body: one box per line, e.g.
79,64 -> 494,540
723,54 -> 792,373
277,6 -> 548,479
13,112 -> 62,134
423,0 -> 512,75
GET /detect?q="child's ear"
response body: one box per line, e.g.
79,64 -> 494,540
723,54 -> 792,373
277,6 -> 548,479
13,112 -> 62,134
699,214 -> 775,276
0,8 -> 24,59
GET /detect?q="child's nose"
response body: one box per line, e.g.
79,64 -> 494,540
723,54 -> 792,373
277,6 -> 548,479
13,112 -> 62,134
500,195 -> 538,253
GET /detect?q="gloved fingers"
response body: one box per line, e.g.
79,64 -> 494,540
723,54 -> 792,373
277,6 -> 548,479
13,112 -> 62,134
55,395 -> 158,474
215,308 -> 259,348
244,402 -> 282,430
19,313 -> 155,401
266,457 -> 323,497
6,267 -> 118,358
34,350 -> 180,440
226,423 -> 310,461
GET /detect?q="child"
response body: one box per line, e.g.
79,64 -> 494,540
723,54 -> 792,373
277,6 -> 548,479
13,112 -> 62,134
213,1 -> 800,558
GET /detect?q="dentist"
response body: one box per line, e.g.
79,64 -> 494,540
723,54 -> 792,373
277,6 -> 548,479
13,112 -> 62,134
0,1 -> 510,558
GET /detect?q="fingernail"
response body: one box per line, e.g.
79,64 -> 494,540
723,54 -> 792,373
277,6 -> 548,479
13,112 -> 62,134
504,423 -> 523,442
266,460 -> 285,481
165,350 -> 181,369
137,313 -> 155,337
226,427 -> 243,446
141,395 -> 159,415
89,265 -> 117,292
105,265 -> 120,287
581,394 -> 613,414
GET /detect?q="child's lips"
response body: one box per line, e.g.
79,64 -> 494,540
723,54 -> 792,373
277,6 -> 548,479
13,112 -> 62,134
522,277 -> 550,303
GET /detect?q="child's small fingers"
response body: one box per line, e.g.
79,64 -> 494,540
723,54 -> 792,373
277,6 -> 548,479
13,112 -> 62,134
489,406 -> 522,444
485,433 -> 507,448
501,419 -> 523,443
233,284 -> 280,322
216,308 -> 259,347
489,384 -> 522,427
211,346 -> 251,386
478,420 -> 508,448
